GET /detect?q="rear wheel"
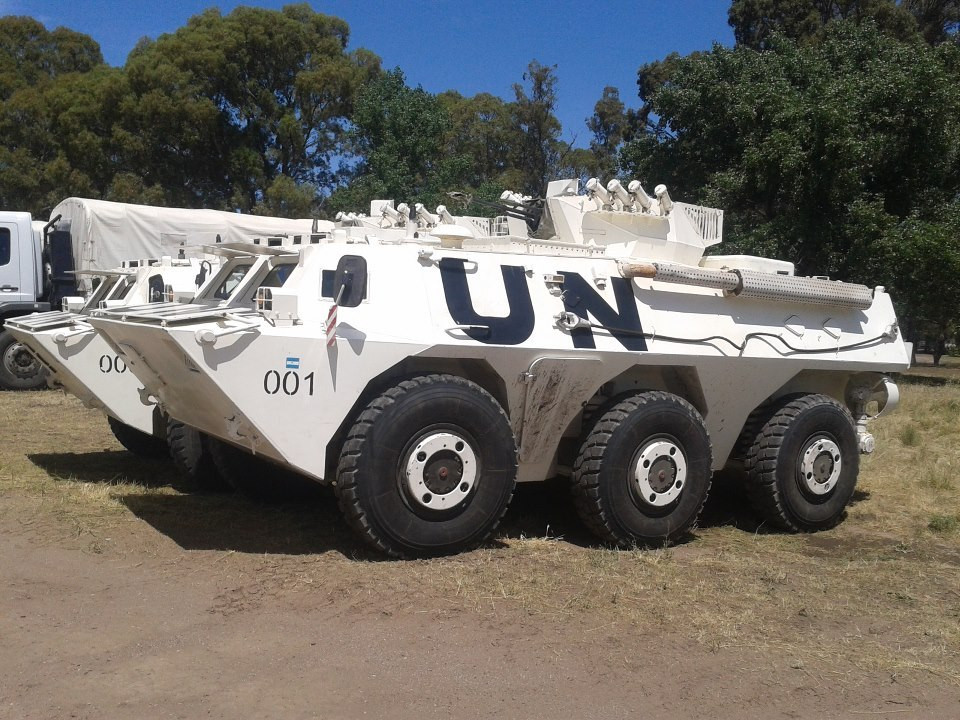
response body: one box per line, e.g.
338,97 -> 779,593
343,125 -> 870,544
166,420 -> 229,491
572,391 -> 713,546
0,329 -> 47,390
107,416 -> 168,458
208,438 -> 320,501
744,394 -> 859,532
336,374 -> 517,558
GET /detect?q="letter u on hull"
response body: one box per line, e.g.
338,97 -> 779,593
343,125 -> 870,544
439,258 -> 535,345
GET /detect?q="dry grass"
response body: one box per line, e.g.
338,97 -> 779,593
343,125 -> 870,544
901,353 -> 960,382
2,383 -> 959,687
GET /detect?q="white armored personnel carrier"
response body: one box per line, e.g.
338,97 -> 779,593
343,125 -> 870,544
88,179 -> 909,557
6,245 -> 312,484
6,256 -> 227,456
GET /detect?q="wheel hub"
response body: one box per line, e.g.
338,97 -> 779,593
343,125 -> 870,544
632,439 -> 687,507
403,432 -> 477,511
422,451 -> 463,495
3,341 -> 40,380
800,437 -> 842,495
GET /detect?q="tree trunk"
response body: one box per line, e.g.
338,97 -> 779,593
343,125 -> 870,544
933,335 -> 947,367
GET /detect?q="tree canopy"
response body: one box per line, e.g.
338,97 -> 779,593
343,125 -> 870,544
726,0 -> 960,48
619,11 -> 960,358
0,16 -> 103,100
0,10 -> 569,218
0,6 -> 382,216
4,3 -> 960,355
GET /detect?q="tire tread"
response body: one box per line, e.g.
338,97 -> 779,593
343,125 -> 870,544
107,416 -> 168,458
166,420 -> 228,490
335,374 -> 516,558
743,393 -> 855,532
571,390 -> 712,546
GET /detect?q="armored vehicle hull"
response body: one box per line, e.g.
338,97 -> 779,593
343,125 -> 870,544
88,179 -> 910,556
6,250 -> 301,460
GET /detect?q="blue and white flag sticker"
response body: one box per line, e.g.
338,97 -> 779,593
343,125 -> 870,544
285,357 -> 300,370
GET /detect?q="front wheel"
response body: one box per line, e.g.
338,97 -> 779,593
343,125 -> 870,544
744,394 -> 859,532
0,329 -> 48,390
572,391 -> 713,546
335,374 -> 518,558
166,420 -> 230,491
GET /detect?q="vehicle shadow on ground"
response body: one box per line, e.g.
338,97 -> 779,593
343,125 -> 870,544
28,451 -> 182,488
30,449 -> 805,558
120,478 -> 775,558
119,491 -> 377,558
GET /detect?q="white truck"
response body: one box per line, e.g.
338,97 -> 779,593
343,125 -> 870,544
88,178 -> 910,557
0,198 -> 322,389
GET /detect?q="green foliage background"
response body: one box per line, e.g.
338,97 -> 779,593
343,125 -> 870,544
1,1 -> 959,352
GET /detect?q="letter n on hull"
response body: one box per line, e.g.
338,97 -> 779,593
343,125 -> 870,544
560,274 -> 647,351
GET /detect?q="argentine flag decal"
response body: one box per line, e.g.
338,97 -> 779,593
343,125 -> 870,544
285,357 -> 300,370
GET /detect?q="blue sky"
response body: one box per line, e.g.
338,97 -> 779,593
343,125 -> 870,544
5,1 -> 734,145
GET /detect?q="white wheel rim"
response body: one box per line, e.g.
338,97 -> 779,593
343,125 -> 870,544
633,439 -> 687,507
800,437 -> 842,495
403,431 -> 477,512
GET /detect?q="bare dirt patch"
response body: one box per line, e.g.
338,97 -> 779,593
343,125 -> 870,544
1,388 -> 959,719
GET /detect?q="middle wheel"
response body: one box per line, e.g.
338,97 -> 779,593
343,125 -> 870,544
572,391 -> 713,546
335,374 -> 518,558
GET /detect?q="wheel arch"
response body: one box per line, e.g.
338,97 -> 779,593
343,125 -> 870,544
725,369 -> 891,468
323,357 -> 509,482
567,363 -> 708,437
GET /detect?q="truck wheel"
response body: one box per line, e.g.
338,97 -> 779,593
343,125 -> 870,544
166,420 -> 230,491
207,438 -> 320,501
572,391 -> 713,546
0,329 -> 48,390
744,394 -> 859,532
336,374 -> 517,558
107,416 -> 168,458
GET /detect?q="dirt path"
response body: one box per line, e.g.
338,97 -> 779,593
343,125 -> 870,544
1,391 -> 959,718
1,496 -> 955,720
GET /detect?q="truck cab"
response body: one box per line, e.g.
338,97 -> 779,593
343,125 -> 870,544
0,213 -> 45,310
0,212 -> 50,389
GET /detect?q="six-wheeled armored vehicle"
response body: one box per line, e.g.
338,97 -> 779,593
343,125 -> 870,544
84,178 -> 910,557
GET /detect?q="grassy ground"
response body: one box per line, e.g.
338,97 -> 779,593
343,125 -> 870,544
901,353 -> 960,383
1,383 -> 959,689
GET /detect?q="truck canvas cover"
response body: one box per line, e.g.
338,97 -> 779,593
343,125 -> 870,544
50,198 -> 320,291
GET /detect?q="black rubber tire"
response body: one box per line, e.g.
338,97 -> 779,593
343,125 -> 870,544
107,416 -> 168,458
335,374 -> 518,558
0,329 -> 48,390
571,391 -> 713,546
744,394 -> 859,532
207,438 -> 321,502
724,394 -> 804,492
166,420 -> 230,491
